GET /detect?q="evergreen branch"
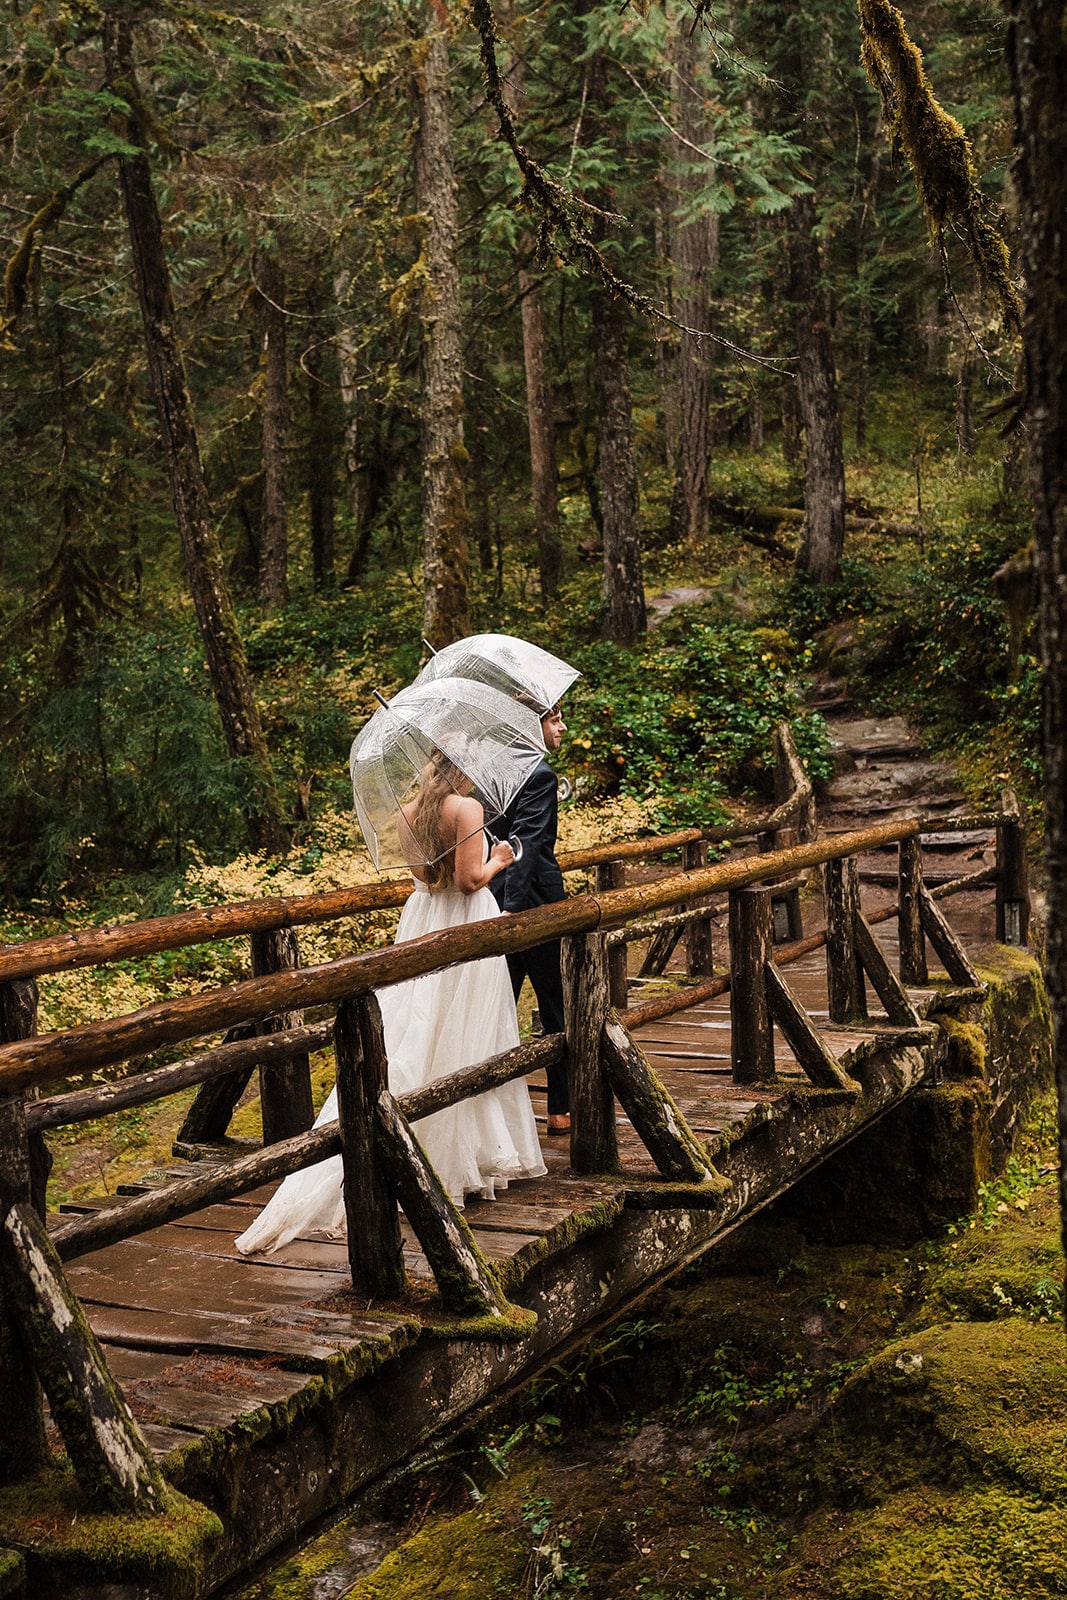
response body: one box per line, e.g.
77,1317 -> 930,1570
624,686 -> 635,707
856,0 -> 1020,332
468,0 -> 791,371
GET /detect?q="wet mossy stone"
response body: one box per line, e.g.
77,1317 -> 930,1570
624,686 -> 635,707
0,1466 -> 221,1599
818,1320 -> 1067,1503
345,1503 -> 528,1598
801,1486 -> 1067,1600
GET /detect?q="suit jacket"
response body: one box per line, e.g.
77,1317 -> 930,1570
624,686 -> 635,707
489,757 -> 565,912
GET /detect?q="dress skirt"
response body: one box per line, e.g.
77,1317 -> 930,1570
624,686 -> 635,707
235,883 -> 546,1255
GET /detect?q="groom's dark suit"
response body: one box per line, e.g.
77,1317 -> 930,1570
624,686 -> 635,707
489,756 -> 569,1115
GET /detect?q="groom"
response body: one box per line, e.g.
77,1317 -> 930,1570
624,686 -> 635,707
490,701 -> 570,1132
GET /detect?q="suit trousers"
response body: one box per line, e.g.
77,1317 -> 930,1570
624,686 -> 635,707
506,937 -> 568,1114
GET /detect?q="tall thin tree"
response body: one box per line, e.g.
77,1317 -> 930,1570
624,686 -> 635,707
253,242 -> 289,609
667,5 -> 718,545
413,2 -> 471,647
102,18 -> 287,853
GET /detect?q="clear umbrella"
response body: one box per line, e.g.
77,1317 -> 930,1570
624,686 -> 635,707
415,633 -> 580,714
349,676 -> 546,871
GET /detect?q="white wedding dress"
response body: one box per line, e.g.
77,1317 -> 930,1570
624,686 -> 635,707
235,882 -> 547,1256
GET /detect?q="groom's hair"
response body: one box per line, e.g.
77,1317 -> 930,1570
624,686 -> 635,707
516,691 -> 560,719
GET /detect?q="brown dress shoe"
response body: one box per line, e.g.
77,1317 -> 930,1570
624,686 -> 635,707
546,1113 -> 571,1134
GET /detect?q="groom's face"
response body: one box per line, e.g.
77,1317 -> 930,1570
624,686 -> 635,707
541,706 -> 565,752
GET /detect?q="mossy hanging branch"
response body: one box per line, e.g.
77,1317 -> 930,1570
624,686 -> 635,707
1,154 -> 111,337
857,0 -> 1020,331
469,0 -> 788,370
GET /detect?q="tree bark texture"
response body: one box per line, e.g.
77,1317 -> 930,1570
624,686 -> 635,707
787,194 -> 846,584
413,13 -> 471,647
593,286 -> 646,642
0,1091 -> 47,1483
102,19 -> 287,854
519,267 -> 563,598
667,8 -> 717,545
503,14 -> 563,599
586,46 -> 645,644
305,271 -> 337,591
253,243 -> 289,608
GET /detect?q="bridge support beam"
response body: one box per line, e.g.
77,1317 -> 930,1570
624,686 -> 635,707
729,887 -> 775,1083
563,933 -> 619,1174
825,857 -> 867,1022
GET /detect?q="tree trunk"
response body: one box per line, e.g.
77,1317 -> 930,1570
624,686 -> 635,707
667,7 -> 717,545
588,48 -> 646,644
102,19 -> 287,854
788,194 -> 846,585
253,244 -> 289,609
781,375 -> 802,466
519,266 -> 562,599
413,10 -> 470,647
1003,0 -> 1067,1289
593,284 -> 646,643
956,347 -> 976,457
305,274 -> 336,592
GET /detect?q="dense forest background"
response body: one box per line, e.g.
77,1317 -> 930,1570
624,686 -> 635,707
0,0 -> 1031,917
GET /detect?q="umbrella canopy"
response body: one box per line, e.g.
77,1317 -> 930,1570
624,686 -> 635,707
349,676 -> 546,871
415,633 -> 580,715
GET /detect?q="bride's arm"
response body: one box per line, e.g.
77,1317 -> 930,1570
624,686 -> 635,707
452,798 -> 514,893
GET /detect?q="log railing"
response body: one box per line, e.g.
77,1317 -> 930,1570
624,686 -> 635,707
0,735 -> 1028,1513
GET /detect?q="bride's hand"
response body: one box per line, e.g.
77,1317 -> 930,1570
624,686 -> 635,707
490,839 -> 515,868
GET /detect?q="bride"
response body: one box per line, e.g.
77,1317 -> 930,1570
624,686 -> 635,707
235,754 -> 547,1256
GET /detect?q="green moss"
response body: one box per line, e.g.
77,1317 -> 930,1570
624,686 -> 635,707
937,1016 -> 986,1078
346,1504 -> 528,1599
0,1549 -> 23,1599
812,1487 -> 1067,1599
0,1465 -> 221,1598
822,1320 -> 1067,1503
421,1305 -> 539,1343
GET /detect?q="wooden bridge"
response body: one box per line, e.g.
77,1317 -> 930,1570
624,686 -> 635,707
0,729 -> 1040,1598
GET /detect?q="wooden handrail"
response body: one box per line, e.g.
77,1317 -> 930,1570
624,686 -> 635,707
0,823 -> 753,986
0,881 -> 413,985
0,820 -> 919,1095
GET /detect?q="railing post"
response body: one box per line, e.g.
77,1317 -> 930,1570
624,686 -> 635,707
0,975 -> 50,1216
562,932 -> 619,1174
898,836 -> 928,985
176,927 -> 315,1148
728,886 -> 776,1083
684,840 -> 715,977
0,1085 -> 48,1483
334,995 -> 406,1300
824,856 -> 867,1023
996,787 -> 1030,947
597,860 -> 630,1009
252,928 -> 314,1143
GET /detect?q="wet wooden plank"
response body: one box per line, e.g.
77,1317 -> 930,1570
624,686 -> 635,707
459,1200 -> 600,1235
126,1383 -> 291,1434
140,1422 -> 200,1454
66,1239 -> 347,1316
84,1302 -> 389,1366
106,1345 -> 307,1405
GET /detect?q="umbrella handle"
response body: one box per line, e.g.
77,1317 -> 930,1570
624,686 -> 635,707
487,831 -> 523,864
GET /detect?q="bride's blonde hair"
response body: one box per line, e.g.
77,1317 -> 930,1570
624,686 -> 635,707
412,753 -> 469,887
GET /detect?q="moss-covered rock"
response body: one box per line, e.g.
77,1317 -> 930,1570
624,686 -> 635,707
790,1487 -> 1067,1600
815,1320 -> 1067,1505
346,1504 -> 529,1599
0,1466 -> 221,1599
